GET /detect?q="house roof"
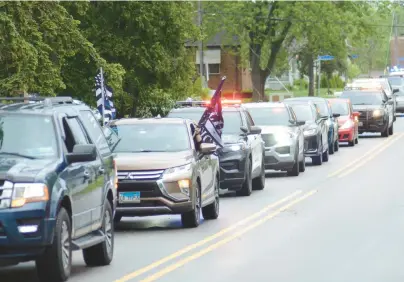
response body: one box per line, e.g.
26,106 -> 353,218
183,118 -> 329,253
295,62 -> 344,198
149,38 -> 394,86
185,30 -> 240,47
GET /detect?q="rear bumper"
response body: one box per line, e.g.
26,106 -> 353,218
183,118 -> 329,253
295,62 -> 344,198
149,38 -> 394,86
338,128 -> 355,142
0,202 -> 55,262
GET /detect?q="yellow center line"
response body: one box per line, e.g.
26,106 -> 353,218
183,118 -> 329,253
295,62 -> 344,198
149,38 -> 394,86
338,133 -> 403,178
114,190 -> 303,282
328,133 -> 402,178
139,190 -> 318,282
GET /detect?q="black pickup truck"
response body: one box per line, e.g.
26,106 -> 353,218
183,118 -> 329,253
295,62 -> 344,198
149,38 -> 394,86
0,97 -> 117,282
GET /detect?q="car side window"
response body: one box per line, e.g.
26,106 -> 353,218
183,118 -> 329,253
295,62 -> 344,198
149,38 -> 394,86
79,110 -> 111,155
62,117 -> 89,153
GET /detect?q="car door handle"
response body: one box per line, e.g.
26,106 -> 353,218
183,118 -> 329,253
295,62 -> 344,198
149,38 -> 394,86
83,170 -> 90,179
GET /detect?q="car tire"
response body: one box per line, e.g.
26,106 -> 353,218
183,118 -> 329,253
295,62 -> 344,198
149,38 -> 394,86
36,207 -> 72,282
355,136 -> 358,144
334,140 -> 339,152
252,157 -> 265,190
381,119 -> 390,137
299,155 -> 306,172
83,200 -> 114,266
113,215 -> 122,224
202,177 -> 220,220
236,157 -> 252,196
389,123 -> 394,135
287,148 -> 300,176
322,149 -> 329,162
181,182 -> 201,228
329,138 -> 335,155
348,139 -> 355,146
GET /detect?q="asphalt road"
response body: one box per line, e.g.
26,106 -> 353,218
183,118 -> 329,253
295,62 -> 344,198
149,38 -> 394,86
3,117 -> 404,282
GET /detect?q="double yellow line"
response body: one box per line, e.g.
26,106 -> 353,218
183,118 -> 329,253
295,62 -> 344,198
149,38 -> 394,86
328,133 -> 403,179
114,190 -> 317,282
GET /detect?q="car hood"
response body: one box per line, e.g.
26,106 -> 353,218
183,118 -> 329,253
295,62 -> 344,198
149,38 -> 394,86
114,150 -> 195,171
256,125 -> 292,135
336,115 -> 350,125
352,105 -> 381,111
0,157 -> 58,182
222,134 -> 245,144
302,120 -> 317,130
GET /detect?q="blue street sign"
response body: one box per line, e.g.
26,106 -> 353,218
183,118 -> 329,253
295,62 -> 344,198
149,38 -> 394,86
318,55 -> 334,61
350,54 -> 359,59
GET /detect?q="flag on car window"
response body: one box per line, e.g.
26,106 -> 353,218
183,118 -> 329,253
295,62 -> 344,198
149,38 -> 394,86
198,77 -> 226,148
95,71 -> 117,124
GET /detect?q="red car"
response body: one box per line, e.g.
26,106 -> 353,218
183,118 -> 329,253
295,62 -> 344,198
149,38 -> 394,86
328,98 -> 360,146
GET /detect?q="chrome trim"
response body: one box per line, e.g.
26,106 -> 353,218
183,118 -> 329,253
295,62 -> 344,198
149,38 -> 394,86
116,206 -> 172,213
117,170 -> 164,181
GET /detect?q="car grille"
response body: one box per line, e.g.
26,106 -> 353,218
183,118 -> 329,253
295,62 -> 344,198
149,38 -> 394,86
304,136 -> 318,150
0,180 -> 12,210
117,170 -> 164,181
358,110 -> 368,121
262,133 -> 277,147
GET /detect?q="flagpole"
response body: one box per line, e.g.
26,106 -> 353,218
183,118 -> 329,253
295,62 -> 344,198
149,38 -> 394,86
100,67 -> 106,126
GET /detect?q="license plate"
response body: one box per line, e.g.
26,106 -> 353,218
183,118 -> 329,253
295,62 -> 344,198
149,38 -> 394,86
358,122 -> 363,126
119,192 -> 140,203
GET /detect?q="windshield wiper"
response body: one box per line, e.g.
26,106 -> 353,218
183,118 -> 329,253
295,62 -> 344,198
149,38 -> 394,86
137,150 -> 167,153
354,103 -> 368,105
0,152 -> 38,159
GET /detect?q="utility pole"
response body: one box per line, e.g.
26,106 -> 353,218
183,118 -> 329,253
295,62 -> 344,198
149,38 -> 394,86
393,12 -> 399,67
198,0 -> 204,89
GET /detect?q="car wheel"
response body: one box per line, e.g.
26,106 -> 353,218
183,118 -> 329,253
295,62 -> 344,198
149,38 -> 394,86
355,137 -> 358,144
334,140 -> 339,152
322,149 -> 329,162
113,215 -> 122,224
181,182 -> 201,228
381,120 -> 389,137
299,154 -> 306,172
389,123 -> 394,135
36,207 -> 72,282
202,177 -> 220,220
236,157 -> 252,196
83,200 -> 114,266
252,157 -> 265,190
287,148 -> 300,176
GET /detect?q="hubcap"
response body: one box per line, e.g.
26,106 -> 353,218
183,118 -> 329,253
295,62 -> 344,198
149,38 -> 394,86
61,221 -> 70,270
105,210 -> 113,256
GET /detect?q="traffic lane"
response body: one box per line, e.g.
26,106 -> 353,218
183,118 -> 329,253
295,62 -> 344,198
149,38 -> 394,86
0,131 -> 394,282
151,129 -> 404,282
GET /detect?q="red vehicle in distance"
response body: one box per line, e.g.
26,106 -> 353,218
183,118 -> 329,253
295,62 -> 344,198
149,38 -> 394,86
327,98 -> 360,146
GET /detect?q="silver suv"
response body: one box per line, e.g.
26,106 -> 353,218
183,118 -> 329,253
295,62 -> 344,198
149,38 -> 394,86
242,102 -> 306,176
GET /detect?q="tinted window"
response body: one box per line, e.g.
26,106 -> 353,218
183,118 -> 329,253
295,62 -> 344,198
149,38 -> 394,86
340,91 -> 383,105
112,123 -> 190,153
290,105 -> 315,121
330,101 -> 349,116
66,118 -> 89,145
79,110 -> 110,153
246,107 -> 291,126
222,112 -> 242,135
166,111 -> 203,122
0,114 -> 58,159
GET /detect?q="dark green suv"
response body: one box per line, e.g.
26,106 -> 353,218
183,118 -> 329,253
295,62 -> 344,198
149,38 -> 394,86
0,97 -> 117,282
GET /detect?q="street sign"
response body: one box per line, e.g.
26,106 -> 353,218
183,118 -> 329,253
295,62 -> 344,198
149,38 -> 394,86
350,54 -> 359,59
318,55 -> 334,61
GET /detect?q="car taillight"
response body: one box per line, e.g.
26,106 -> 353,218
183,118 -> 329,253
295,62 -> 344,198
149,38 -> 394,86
113,159 -> 118,189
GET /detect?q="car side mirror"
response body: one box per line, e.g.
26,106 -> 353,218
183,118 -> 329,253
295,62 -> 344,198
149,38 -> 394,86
393,88 -> 399,94
332,113 -> 340,118
296,120 -> 305,126
249,126 -> 262,135
240,126 -> 248,134
66,144 -> 97,163
321,116 -> 329,120
200,143 -> 216,154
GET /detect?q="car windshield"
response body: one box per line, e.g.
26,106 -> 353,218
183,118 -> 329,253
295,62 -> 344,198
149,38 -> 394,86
222,111 -> 242,135
166,110 -> 203,122
111,123 -> 190,153
388,77 -> 404,86
330,101 -> 349,116
313,101 -> 329,116
290,105 -> 315,121
0,114 -> 58,159
340,91 -> 383,105
246,107 -> 290,126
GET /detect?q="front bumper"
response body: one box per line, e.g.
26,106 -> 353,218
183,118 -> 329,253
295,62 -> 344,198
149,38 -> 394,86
218,149 -> 248,190
357,115 -> 387,133
115,180 -> 194,217
338,127 -> 355,142
303,134 -> 321,157
263,144 -> 296,171
0,202 -> 55,263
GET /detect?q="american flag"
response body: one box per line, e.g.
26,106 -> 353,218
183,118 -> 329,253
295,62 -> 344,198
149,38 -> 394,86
95,71 -> 116,124
198,77 -> 226,148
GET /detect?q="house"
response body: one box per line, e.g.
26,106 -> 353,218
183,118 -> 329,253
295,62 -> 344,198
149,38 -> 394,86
186,31 -> 252,95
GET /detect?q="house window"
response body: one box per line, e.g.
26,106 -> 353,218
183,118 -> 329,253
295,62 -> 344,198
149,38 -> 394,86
195,64 -> 221,75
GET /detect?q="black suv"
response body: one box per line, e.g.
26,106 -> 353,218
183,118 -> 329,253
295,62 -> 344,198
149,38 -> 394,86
0,97 -> 117,282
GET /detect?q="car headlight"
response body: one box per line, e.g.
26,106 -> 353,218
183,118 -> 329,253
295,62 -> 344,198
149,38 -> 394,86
11,183 -> 49,208
226,143 -> 246,151
163,163 -> 192,176
373,109 -> 384,117
275,132 -> 293,144
340,119 -> 354,129
303,128 -> 317,136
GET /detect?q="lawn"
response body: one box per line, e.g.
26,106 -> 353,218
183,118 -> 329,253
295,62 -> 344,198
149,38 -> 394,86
266,88 -> 343,99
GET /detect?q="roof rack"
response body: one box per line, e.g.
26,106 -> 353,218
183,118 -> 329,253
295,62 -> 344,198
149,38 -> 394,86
0,96 -> 74,104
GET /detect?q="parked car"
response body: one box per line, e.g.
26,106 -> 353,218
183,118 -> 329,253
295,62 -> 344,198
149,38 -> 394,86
284,97 -> 340,154
340,87 -> 394,137
283,100 -> 329,165
387,76 -> 404,113
242,102 -> 306,176
328,98 -> 360,146
0,97 -> 117,282
167,100 -> 266,196
105,117 -> 220,228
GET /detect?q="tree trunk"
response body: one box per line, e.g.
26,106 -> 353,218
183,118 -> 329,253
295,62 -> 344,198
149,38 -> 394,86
251,65 -> 267,101
308,54 -> 315,96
